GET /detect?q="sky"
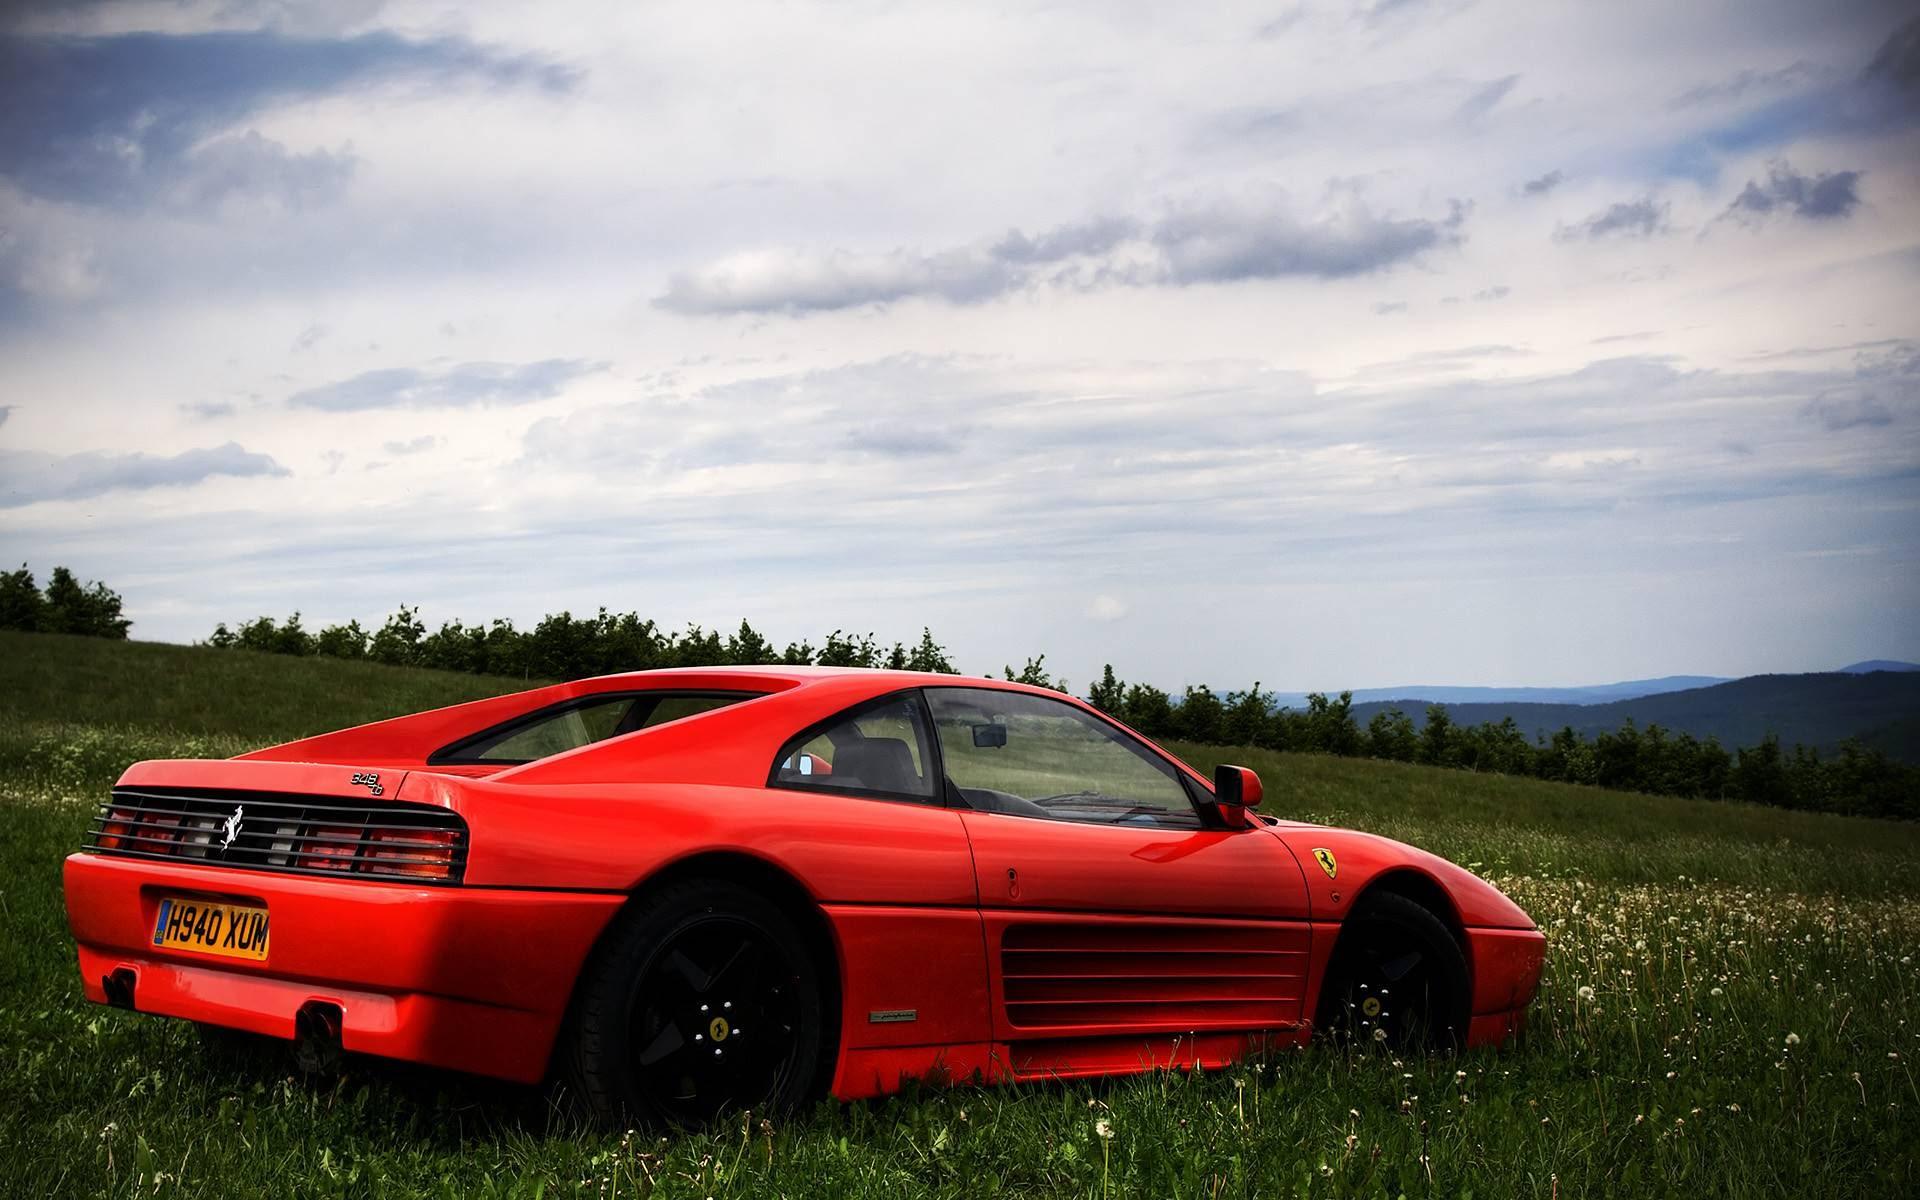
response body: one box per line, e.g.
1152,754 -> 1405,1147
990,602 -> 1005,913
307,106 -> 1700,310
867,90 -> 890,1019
1,0 -> 1917,693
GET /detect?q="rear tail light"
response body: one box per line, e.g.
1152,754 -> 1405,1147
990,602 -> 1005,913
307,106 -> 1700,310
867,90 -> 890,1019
87,791 -> 467,884
364,828 -> 459,879
98,808 -> 133,850
297,826 -> 363,871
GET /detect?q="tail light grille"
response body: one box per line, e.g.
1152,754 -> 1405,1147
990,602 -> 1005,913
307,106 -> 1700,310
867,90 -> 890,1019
85,789 -> 467,885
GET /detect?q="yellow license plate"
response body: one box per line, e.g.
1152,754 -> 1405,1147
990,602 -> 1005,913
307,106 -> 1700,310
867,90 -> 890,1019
152,896 -> 270,961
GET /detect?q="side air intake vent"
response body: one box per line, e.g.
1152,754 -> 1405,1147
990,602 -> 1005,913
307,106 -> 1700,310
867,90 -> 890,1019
1001,921 -> 1307,1029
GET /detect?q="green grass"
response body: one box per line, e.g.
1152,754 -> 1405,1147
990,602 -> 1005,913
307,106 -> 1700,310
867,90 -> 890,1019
3,635 -> 1918,1197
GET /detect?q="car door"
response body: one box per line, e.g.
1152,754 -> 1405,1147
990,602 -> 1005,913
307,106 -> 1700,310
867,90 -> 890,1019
924,686 -> 1314,1072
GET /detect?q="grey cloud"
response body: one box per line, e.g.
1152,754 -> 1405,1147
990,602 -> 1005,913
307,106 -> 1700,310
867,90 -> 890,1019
292,324 -> 328,352
0,405 -> 10,427
1455,74 -> 1519,122
1473,285 -> 1510,302
1373,301 -> 1409,315
1555,198 -> 1669,241
1805,385 -> 1896,431
1865,15 -> 1918,90
659,196 -> 1465,316
382,435 -> 438,455
1723,161 -> 1863,222
288,359 -> 600,411
1669,62 -> 1816,109
0,441 -> 286,507
1151,197 -> 1466,284
0,29 -> 576,209
181,401 -> 237,419
845,425 -> 964,458
1521,170 -> 1564,196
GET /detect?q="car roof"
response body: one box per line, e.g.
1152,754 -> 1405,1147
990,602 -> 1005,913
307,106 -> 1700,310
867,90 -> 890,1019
574,664 -> 1060,695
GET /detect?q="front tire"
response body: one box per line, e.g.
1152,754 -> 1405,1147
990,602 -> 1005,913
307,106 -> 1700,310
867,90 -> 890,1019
1315,891 -> 1470,1052
562,879 -> 828,1127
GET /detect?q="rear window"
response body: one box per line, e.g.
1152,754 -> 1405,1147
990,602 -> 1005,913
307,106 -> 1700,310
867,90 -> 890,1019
430,690 -> 760,765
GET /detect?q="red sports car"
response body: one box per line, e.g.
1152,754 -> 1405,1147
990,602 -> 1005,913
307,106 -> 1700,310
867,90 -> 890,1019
64,667 -> 1545,1123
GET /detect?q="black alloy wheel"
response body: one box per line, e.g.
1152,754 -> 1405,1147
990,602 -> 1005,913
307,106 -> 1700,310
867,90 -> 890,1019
1316,891 -> 1469,1052
564,879 -> 828,1127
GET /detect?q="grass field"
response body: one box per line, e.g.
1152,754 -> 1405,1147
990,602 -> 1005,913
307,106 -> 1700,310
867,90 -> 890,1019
2,630 -> 1917,1198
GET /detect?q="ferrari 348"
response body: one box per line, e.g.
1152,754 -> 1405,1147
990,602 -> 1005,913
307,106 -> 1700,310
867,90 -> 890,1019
64,667 -> 1545,1123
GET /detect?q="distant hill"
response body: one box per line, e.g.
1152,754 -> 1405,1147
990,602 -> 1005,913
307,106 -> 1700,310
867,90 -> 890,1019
1347,672 -> 1920,763
1271,675 -> 1728,708
1840,660 -> 1920,674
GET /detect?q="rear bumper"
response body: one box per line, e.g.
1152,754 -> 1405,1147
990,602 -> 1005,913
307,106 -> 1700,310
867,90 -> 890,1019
1464,925 -> 1547,1048
64,852 -> 623,1083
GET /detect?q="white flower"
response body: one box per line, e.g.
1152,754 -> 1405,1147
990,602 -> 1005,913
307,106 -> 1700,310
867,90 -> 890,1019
1373,1027 -> 1388,1042
1577,985 -> 1596,1002
1094,1119 -> 1114,1141
1710,986 -> 1724,997
1785,1033 -> 1801,1046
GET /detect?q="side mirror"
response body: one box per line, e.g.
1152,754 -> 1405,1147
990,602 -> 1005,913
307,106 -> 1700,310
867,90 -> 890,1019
971,722 -> 1008,749
1213,764 -> 1263,809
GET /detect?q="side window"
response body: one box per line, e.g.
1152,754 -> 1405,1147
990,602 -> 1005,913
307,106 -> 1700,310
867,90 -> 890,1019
926,687 -> 1198,828
464,695 -> 636,764
434,691 -> 761,765
771,694 -> 938,803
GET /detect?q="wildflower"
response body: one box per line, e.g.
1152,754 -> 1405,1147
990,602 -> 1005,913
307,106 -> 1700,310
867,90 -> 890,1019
1094,1119 -> 1114,1141
1576,986 -> 1595,1002
1785,1033 -> 1801,1046
1373,1028 -> 1388,1042
1710,987 -> 1724,997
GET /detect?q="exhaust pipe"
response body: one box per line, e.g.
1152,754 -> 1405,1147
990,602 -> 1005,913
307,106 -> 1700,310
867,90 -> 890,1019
102,967 -> 137,1010
293,1001 -> 345,1075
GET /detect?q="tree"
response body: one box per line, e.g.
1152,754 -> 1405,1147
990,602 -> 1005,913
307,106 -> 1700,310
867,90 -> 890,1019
0,564 -> 42,631
1003,655 -> 1062,691
38,566 -> 130,638
1223,684 -> 1274,747
1176,685 -> 1225,744
1365,708 -> 1418,762
1086,664 -> 1125,715
1418,704 -> 1456,767
725,620 -> 774,665
905,628 -> 955,674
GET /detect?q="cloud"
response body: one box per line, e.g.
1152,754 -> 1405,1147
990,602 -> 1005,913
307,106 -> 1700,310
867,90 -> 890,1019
657,194 -> 1466,315
287,359 -> 600,411
1865,15 -> 1918,90
0,405 -> 10,427
1722,160 -> 1863,222
1087,595 -> 1129,622
0,441 -> 286,507
1473,285 -> 1510,302
382,435 -> 438,455
1669,63 -> 1817,110
1373,301 -> 1409,315
1455,74 -> 1519,122
0,29 -> 576,209
292,324 -> 328,352
1555,198 -> 1669,241
1805,385 -> 1895,431
1521,170 -> 1564,196
181,401 -> 237,419
1151,196 -> 1467,284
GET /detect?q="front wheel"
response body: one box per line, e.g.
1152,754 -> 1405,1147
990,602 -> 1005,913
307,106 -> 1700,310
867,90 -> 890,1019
562,879 -> 829,1127
1316,891 -> 1470,1052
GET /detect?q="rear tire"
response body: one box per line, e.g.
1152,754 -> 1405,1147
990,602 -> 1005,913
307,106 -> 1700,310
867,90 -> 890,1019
561,878 -> 828,1127
1315,891 -> 1469,1052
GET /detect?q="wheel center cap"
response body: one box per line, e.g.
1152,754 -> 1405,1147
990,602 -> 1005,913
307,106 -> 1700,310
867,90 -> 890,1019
1361,997 -> 1382,1018
708,1016 -> 730,1042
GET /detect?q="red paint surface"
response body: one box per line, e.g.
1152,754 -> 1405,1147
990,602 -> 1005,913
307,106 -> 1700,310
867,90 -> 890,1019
65,667 -> 1546,1097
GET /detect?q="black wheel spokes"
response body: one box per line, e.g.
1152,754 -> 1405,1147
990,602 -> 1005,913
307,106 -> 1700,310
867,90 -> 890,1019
1338,934 -> 1438,1049
629,917 -> 801,1123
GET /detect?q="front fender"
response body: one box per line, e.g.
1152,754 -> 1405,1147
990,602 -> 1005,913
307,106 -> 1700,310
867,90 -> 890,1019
1267,825 -> 1535,930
